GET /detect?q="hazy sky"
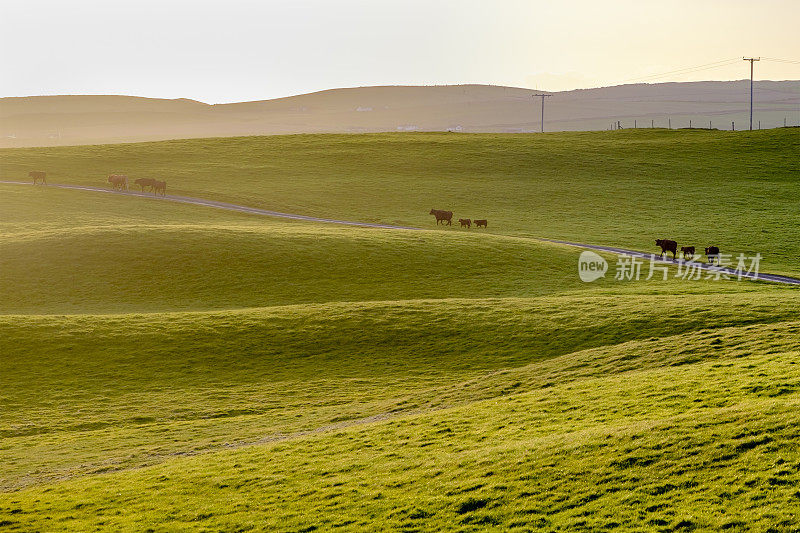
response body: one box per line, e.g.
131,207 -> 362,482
1,0 -> 798,103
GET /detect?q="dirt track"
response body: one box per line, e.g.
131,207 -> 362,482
0,180 -> 419,230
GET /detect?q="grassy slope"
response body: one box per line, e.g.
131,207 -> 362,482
0,185 -> 603,314
2,129 -> 798,274
4,292 -> 799,492
5,185 -> 784,489
4,320 -> 800,531
2,131 -> 800,530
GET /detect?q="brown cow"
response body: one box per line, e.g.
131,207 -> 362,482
134,177 -> 156,192
474,219 -> 488,228
108,174 -> 128,190
152,180 -> 167,196
429,209 -> 453,225
656,239 -> 678,259
458,218 -> 471,228
705,246 -> 720,265
29,171 -> 46,185
680,246 -> 695,259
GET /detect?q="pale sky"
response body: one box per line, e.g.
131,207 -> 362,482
1,0 -> 798,103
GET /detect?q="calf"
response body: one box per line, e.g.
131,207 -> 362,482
680,246 -> 695,259
458,218 -> 471,228
705,246 -> 720,265
655,239 -> 678,259
474,219 -> 488,228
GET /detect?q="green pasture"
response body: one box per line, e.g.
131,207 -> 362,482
2,128 -> 797,274
1,129 -> 799,530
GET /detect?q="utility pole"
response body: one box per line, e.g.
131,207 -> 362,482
743,57 -> 760,131
532,94 -> 551,133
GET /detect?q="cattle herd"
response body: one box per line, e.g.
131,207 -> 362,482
28,170 -> 47,185
108,174 -> 166,196
656,238 -> 721,265
430,209 -> 487,229
22,176 -> 722,262
29,171 -> 166,196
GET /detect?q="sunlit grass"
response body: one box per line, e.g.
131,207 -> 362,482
2,128 -> 798,273
1,130 -> 799,530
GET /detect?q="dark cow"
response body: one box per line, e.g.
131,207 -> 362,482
474,219 -> 488,228
152,180 -> 167,196
108,174 -> 128,190
655,239 -> 678,259
429,209 -> 453,225
458,218 -> 471,228
680,246 -> 695,259
134,177 -> 156,192
29,171 -> 47,185
705,246 -> 720,265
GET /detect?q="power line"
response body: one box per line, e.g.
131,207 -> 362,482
762,57 -> 800,65
622,57 -> 798,85
632,61 -> 742,82
621,58 -> 741,83
615,56 -> 798,87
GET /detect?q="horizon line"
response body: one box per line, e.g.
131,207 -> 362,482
3,78 -> 799,106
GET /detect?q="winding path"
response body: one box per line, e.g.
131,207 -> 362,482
0,180 -> 418,230
3,180 -> 799,286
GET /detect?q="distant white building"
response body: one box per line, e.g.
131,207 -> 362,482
356,106 -> 373,112
396,124 -> 419,131
447,125 -> 464,132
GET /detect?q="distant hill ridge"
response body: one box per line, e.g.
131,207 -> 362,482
1,81 -> 798,147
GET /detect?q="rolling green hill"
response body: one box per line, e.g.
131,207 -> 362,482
6,323 -> 800,530
0,186 -> 599,314
1,130 -> 799,530
2,128 -> 798,275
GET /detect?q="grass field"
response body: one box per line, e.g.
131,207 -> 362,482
1,129 -> 799,530
2,128 -> 798,274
